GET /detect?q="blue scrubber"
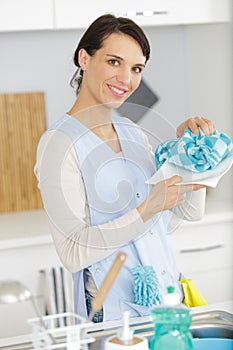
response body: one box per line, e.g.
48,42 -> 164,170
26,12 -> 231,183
131,265 -> 160,307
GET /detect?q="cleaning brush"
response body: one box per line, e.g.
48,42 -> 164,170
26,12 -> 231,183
131,265 -> 160,307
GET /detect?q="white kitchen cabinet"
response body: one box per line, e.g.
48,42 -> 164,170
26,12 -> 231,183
0,210 -> 75,338
0,236 -> 61,337
168,211 -> 233,304
0,0 -> 54,31
54,0 -> 231,30
0,0 -> 231,32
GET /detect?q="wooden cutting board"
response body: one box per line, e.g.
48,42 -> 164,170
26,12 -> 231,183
0,92 -> 46,212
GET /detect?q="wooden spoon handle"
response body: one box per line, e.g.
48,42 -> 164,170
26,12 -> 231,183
91,251 -> 127,312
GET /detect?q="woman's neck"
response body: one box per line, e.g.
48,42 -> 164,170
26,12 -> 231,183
68,96 -> 121,151
68,97 -> 112,130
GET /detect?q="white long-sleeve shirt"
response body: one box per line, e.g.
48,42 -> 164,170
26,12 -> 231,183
34,123 -> 206,280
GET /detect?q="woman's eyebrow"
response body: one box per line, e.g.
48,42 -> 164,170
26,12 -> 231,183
105,54 -> 145,67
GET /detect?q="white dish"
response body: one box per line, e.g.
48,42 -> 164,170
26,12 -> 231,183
146,153 -> 233,188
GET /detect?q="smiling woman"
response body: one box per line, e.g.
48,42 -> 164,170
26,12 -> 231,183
73,32 -> 145,110
34,13 -> 215,323
70,14 -> 150,94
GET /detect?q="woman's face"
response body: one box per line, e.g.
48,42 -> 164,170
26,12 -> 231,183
79,33 -> 146,109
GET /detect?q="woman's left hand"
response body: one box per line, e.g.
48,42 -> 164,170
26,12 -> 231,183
176,116 -> 215,138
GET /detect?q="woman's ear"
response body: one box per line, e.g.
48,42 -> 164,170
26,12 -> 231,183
78,48 -> 89,71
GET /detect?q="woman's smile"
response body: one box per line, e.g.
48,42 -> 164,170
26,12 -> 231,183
107,84 -> 128,97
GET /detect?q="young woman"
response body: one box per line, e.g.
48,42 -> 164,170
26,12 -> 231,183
35,14 -> 214,322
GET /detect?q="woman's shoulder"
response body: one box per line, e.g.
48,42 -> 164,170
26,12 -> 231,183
36,114 -> 77,164
34,124 -> 78,181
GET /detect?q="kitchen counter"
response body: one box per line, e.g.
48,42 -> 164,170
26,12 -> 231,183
191,300 -> 233,315
0,209 -> 52,249
0,206 -> 232,250
0,301 -> 232,350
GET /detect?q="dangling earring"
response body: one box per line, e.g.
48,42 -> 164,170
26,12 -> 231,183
70,68 -> 82,94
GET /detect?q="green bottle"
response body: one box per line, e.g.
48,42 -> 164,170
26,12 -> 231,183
150,286 -> 194,350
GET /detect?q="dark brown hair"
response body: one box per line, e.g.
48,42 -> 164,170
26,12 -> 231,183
70,13 -> 151,93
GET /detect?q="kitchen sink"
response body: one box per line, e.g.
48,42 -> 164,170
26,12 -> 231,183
94,310 -> 233,339
191,323 -> 233,339
131,310 -> 233,339
1,310 -> 232,350
88,311 -> 233,349
190,310 -> 233,339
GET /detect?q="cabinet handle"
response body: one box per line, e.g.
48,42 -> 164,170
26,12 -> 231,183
180,243 -> 224,254
122,10 -> 168,17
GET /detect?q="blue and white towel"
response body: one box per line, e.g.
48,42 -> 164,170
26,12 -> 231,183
155,128 -> 233,172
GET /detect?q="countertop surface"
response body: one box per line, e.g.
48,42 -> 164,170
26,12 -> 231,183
0,209 -> 52,249
0,206 -> 232,250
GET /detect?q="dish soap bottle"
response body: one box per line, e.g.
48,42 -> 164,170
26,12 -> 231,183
150,286 -> 194,350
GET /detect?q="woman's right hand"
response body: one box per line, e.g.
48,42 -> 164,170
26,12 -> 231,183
137,175 -> 205,222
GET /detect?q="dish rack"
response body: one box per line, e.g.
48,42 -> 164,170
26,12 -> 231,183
28,312 -> 95,350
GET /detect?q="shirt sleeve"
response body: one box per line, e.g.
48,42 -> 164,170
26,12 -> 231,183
34,129 -> 146,273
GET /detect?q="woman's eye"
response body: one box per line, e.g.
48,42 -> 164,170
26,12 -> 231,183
108,59 -> 119,66
133,66 -> 143,73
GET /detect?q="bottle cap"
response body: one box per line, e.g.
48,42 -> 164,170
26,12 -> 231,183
162,285 -> 180,305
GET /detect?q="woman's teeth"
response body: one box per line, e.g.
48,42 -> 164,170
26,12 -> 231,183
109,85 -> 125,95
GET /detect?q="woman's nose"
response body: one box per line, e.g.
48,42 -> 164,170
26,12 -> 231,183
116,67 -> 131,84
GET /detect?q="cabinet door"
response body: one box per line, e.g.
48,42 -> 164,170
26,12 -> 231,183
118,0 -> 231,27
54,0 -> 231,30
169,217 -> 233,303
163,0 -> 231,25
191,268 -> 233,304
54,0 -> 128,30
0,0 -> 54,31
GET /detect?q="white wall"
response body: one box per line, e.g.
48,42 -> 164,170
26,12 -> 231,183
0,30 -> 78,125
184,22 -> 233,208
0,26 -> 186,130
139,25 -> 186,143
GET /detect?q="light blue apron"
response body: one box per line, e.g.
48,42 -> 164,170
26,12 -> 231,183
51,113 -> 182,321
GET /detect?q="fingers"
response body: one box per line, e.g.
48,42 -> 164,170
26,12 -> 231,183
186,116 -> 214,135
176,116 -> 215,137
175,192 -> 186,207
185,117 -> 200,135
192,184 -> 207,191
163,177 -> 207,192
193,116 -> 215,135
169,183 -> 187,207
165,179 -> 188,205
175,183 -> 206,192
150,178 -> 206,214
202,117 -> 215,135
176,124 -> 186,138
165,175 -> 182,186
